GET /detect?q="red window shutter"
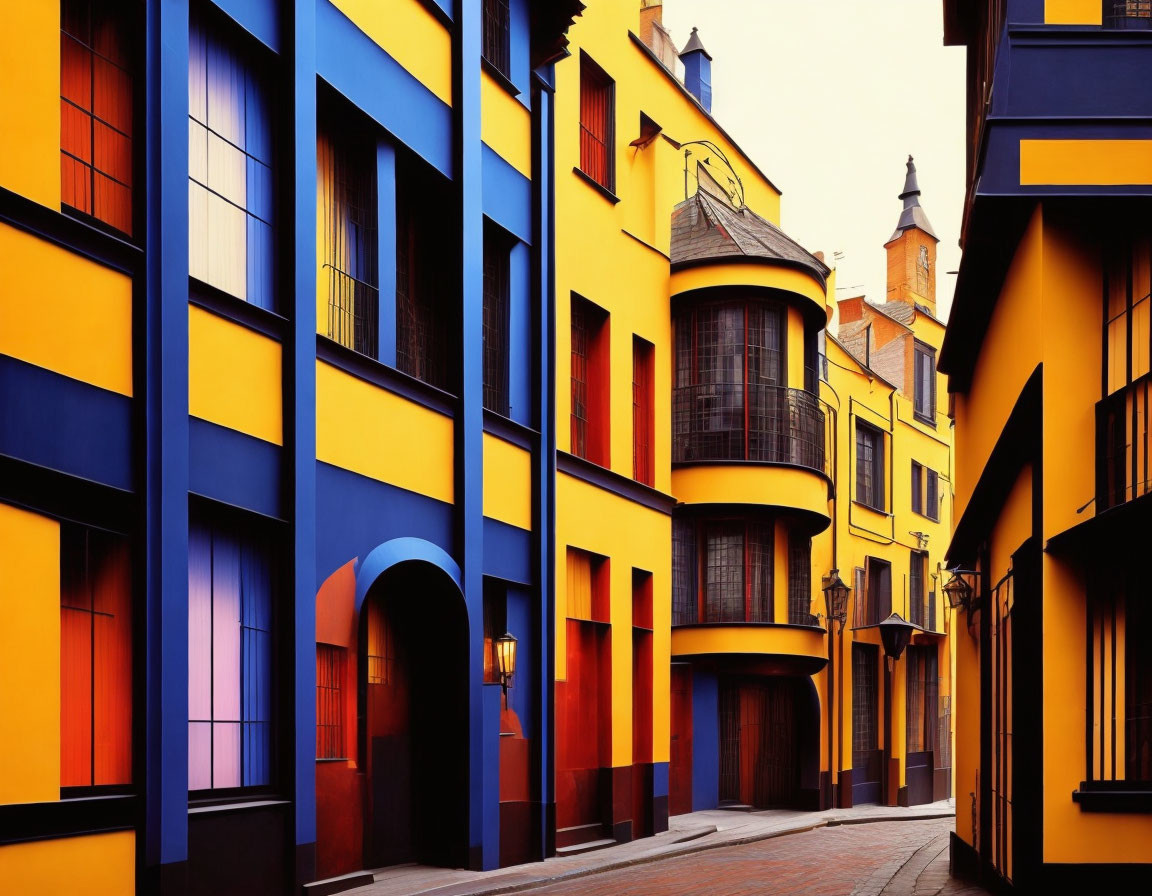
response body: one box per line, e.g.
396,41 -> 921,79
579,57 -> 611,189
633,338 -> 654,486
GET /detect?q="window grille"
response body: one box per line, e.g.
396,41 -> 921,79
60,523 -> 132,788
633,337 -> 655,486
315,644 -> 345,760
318,125 -> 378,357
906,646 -> 938,753
60,0 -> 134,236
188,515 -> 276,791
188,13 -> 275,308
936,694 -> 952,771
853,644 -> 879,753
366,598 -> 393,686
571,299 -> 589,457
673,300 -> 824,471
672,517 -> 699,626
483,227 -> 511,415
579,54 -> 614,190
395,172 -> 455,391
787,533 -> 813,625
703,520 -> 773,624
482,0 -> 511,78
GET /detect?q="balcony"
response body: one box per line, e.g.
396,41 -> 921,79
1097,374 -> 1152,512
673,384 -> 827,476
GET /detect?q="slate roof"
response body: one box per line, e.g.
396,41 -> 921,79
670,185 -> 830,287
872,300 -> 915,324
888,155 -> 938,242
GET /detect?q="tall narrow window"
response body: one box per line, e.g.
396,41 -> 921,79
865,556 -> 892,626
787,532 -> 812,625
60,0 -> 134,235
483,224 -> 511,415
913,341 -> 937,423
396,166 -> 456,391
633,336 -> 655,486
909,550 -> 927,629
911,461 -> 924,516
672,517 -> 698,626
579,53 -> 614,191
855,421 -> 885,511
925,468 -> 939,522
60,524 -> 132,788
906,646 -> 938,754
189,513 -> 275,792
317,120 -> 378,357
481,0 -> 511,79
315,644 -> 345,760
700,519 -> 773,624
852,644 -> 879,755
189,14 -> 274,308
570,295 -> 609,465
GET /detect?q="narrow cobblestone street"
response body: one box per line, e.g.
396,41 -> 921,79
516,819 -> 984,896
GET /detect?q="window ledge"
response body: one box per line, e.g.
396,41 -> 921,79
913,413 -> 938,429
188,799 -> 291,816
316,335 -> 459,418
190,277 -> 289,341
852,498 -> 891,517
572,167 -> 620,205
481,57 -> 521,97
1073,785 -> 1152,813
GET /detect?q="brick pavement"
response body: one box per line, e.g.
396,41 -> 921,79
520,819 -> 965,896
348,802 -> 969,896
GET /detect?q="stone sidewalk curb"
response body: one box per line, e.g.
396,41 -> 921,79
398,811 -> 957,896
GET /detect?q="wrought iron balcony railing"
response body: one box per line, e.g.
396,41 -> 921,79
1097,374 -> 1152,512
1105,1 -> 1152,29
673,383 -> 827,476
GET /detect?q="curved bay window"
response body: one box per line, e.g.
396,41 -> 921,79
673,516 -> 774,625
673,298 -> 824,471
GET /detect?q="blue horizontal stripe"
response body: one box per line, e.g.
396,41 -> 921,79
483,516 -> 532,585
189,416 -> 282,518
316,0 -> 452,177
0,355 -> 132,490
482,144 -> 532,244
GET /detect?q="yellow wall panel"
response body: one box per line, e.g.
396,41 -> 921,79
188,305 -> 283,445
0,503 -> 59,805
671,464 -> 830,527
555,473 -> 670,765
0,832 -> 134,895
0,0 -> 59,207
1044,0 -> 1103,24
670,262 -> 826,320
0,223 -> 133,396
670,624 -> 826,662
483,433 -> 532,531
316,361 -> 454,503
1021,139 -> 1152,185
330,0 -> 452,105
481,72 -> 532,177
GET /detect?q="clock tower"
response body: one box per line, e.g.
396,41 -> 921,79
884,155 -> 939,316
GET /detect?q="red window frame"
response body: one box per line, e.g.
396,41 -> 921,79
579,53 -> 614,191
315,643 -> 345,760
60,0 -> 134,236
570,295 -> 610,465
633,336 -> 655,486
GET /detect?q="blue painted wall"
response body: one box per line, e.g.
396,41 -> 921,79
691,671 -> 719,811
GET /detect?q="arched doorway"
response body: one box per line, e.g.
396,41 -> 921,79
718,676 -> 820,809
359,560 -> 468,869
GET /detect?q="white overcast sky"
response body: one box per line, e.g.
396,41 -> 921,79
659,0 -> 967,322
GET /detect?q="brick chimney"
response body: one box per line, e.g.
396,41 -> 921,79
640,1 -> 679,71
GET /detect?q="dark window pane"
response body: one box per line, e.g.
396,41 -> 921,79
483,227 -> 511,415
481,0 -> 511,77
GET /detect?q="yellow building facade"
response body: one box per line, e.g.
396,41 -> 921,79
943,0 -> 1152,890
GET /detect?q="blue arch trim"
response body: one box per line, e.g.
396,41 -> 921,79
354,536 -> 465,614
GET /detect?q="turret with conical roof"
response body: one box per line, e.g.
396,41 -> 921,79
679,26 -> 712,112
884,155 -> 938,315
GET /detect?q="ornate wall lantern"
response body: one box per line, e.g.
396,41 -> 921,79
822,570 -> 851,633
495,632 -> 518,698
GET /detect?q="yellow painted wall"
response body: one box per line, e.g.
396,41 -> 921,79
0,502 -> 60,805
329,0 -> 452,106
954,208 -> 1044,525
483,432 -> 532,531
670,264 -> 826,320
1044,0 -> 1103,25
0,832 -> 134,895
555,471 -> 670,767
316,360 -> 454,504
188,305 -> 283,445
0,223 -> 133,396
0,0 -> 58,208
671,623 -> 825,661
481,71 -> 531,178
1021,139 -> 1152,185
671,465 -> 830,526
